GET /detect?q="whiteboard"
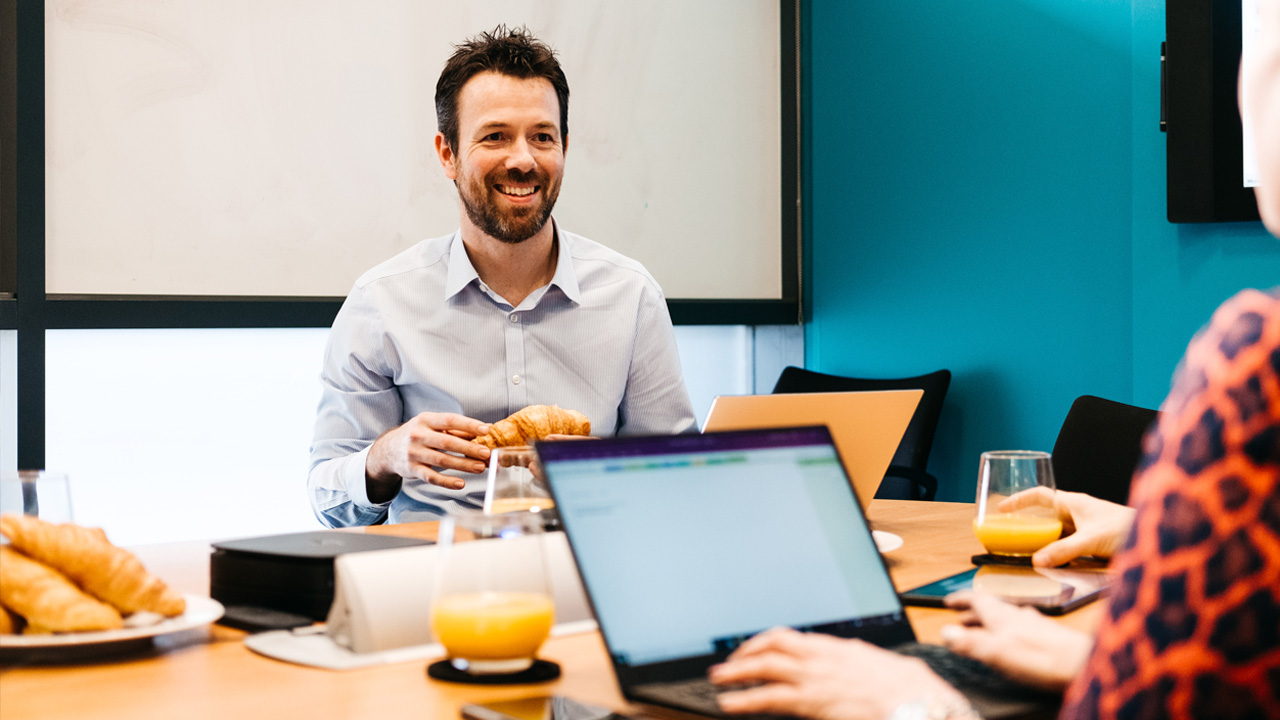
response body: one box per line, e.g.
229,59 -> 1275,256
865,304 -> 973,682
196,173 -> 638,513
45,0 -> 786,300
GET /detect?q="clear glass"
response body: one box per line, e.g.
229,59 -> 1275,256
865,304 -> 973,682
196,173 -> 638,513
0,470 -> 74,526
430,510 -> 555,674
973,450 -> 1062,556
483,446 -> 554,515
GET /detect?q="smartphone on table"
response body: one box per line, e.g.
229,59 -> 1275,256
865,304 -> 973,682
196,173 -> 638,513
899,564 -> 1112,615
461,696 -> 639,720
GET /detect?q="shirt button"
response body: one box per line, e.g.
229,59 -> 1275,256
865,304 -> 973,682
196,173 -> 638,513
512,375 -> 522,385
509,313 -> 520,323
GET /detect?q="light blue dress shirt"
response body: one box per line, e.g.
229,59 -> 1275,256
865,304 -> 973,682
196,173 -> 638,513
308,225 -> 697,527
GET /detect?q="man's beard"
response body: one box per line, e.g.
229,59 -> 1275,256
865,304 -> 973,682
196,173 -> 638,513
457,165 -> 561,244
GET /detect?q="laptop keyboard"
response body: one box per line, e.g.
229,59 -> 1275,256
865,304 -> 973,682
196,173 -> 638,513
894,642 -> 1060,704
630,677 -> 784,720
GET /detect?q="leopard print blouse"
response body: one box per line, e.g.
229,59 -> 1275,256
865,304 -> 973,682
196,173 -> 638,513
1060,288 -> 1280,719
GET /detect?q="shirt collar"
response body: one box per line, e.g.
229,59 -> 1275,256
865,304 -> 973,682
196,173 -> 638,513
547,223 -> 581,304
444,231 -> 479,300
442,223 -> 582,305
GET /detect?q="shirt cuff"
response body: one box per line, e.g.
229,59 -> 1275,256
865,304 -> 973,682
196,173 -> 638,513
344,446 -> 391,510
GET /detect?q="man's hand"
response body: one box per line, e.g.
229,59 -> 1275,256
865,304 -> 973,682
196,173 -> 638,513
365,412 -> 491,497
940,591 -> 1093,692
709,627 -> 965,720
998,487 -> 1135,567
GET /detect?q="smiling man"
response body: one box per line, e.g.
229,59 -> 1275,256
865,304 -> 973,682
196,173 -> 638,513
307,27 -> 696,527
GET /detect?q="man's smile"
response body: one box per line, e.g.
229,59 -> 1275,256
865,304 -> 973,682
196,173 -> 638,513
496,184 -> 538,198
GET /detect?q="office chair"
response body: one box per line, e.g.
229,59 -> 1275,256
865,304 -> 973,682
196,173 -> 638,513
1050,395 -> 1160,506
771,366 -> 951,501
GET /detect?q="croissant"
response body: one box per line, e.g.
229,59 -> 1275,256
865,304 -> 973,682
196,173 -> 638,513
0,546 -> 123,633
0,601 -> 20,634
475,404 -> 591,449
0,514 -> 186,617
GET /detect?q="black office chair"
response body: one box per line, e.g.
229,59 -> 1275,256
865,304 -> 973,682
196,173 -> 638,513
771,366 -> 951,501
1050,395 -> 1160,506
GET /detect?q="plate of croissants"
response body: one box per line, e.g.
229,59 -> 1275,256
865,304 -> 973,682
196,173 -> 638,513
0,513 -> 223,648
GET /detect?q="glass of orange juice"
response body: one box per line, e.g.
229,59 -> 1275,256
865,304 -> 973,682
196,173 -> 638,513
973,450 -> 1063,557
484,446 -> 558,526
430,510 -> 556,676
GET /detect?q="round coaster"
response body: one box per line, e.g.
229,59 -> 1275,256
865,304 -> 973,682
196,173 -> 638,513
427,658 -> 561,685
971,553 -> 1035,567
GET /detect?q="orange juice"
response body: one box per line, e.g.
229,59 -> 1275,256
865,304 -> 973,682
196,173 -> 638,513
431,591 -> 555,661
487,497 -> 556,515
973,513 -> 1063,556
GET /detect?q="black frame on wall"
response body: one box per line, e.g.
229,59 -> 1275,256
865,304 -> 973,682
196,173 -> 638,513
1163,0 -> 1261,223
1,0 -> 802,469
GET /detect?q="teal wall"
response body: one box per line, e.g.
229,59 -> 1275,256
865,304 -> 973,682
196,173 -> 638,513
805,0 -> 1280,501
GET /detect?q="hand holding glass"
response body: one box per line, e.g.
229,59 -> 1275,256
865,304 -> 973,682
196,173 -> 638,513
973,451 -> 1063,556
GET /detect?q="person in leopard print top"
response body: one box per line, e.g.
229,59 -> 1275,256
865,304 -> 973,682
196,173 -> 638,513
1058,288 -> 1280,719
1060,5 -> 1280,716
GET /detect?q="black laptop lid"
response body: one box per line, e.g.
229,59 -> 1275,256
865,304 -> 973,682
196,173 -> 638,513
537,427 -> 914,688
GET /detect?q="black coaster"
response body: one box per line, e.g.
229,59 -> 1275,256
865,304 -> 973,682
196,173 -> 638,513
971,553 -> 1107,570
971,552 -> 1036,567
427,658 -> 561,685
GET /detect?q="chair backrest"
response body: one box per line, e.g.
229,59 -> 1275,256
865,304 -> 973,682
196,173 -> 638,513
771,366 -> 952,476
1050,395 -> 1160,506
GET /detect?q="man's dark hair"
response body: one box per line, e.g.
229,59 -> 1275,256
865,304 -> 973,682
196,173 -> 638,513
435,26 -> 570,151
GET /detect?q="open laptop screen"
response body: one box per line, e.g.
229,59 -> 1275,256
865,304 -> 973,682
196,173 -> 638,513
538,427 -> 909,675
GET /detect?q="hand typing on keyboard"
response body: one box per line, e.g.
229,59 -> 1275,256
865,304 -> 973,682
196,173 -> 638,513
708,627 -> 970,720
940,591 -> 1093,692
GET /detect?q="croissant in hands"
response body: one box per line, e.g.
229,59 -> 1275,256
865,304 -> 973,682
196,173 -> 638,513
474,404 -> 591,449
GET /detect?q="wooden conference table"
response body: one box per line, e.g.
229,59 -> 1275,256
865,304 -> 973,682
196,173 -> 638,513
0,501 -> 1103,720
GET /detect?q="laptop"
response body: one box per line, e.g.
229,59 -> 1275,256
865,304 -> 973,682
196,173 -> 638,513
537,427 -> 1059,720
701,390 -> 922,506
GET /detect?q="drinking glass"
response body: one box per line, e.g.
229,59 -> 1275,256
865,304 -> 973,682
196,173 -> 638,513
483,446 -> 557,525
0,470 -> 74,526
972,451 -> 1062,557
430,510 -> 555,675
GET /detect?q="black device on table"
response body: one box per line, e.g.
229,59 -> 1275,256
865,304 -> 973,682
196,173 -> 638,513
209,530 -> 432,630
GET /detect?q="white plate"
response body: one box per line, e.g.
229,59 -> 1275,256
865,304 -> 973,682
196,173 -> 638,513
0,595 -> 224,648
872,530 -> 903,554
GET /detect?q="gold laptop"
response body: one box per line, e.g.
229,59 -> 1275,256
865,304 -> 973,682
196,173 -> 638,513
702,389 -> 923,506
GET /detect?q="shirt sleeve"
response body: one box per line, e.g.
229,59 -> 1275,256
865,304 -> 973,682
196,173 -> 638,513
1059,288 -> 1280,720
306,287 -> 403,528
616,283 -> 698,436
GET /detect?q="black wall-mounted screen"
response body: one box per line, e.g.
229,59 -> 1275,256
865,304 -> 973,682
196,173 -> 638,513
1165,0 -> 1261,223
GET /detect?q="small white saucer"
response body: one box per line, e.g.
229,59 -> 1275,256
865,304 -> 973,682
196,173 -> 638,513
872,530 -> 904,553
